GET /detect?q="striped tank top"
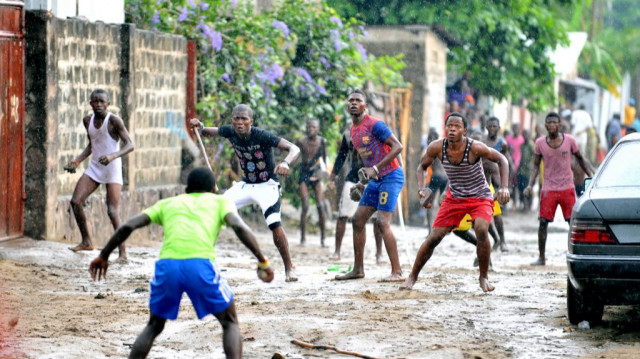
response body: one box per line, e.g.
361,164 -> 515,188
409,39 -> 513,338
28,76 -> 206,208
441,138 -> 492,199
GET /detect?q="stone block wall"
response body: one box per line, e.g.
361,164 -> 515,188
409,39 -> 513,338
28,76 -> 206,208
24,11 -> 189,246
132,30 -> 187,188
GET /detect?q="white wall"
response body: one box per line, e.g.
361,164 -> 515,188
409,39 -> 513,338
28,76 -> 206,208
24,0 -> 124,24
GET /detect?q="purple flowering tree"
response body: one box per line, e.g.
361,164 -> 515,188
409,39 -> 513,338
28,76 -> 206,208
125,0 -> 406,191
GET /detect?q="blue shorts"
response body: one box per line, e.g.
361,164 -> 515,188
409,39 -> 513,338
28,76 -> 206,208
360,168 -> 405,213
149,258 -> 234,320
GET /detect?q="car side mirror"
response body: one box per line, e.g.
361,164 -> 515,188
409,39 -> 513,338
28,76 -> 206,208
584,177 -> 592,189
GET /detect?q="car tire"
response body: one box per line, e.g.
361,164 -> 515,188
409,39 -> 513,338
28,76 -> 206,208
567,278 -> 604,325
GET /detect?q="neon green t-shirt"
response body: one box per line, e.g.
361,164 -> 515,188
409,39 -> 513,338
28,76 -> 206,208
142,192 -> 238,260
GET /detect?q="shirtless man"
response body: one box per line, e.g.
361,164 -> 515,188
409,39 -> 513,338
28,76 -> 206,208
190,105 -> 300,281
295,119 -> 327,247
402,112 -> 510,292
65,89 -> 134,260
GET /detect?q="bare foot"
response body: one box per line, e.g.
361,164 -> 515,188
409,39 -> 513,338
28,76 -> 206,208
491,241 -> 500,252
500,242 -> 509,252
114,256 -> 128,263
285,272 -> 299,282
320,239 -> 326,248
69,244 -> 94,252
376,254 -> 383,265
400,277 -> 416,290
335,270 -> 365,280
329,253 -> 340,260
479,277 -> 495,292
299,239 -> 306,247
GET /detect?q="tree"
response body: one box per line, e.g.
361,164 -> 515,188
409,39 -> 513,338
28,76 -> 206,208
124,0 -> 406,194
328,0 -> 579,112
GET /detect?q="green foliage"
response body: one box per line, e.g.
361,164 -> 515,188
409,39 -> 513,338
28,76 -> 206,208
125,0 -> 405,135
328,0 -> 577,112
124,0 -> 406,197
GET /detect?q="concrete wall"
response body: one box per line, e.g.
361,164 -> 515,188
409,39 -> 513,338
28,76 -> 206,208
362,25 -> 448,224
24,11 -> 190,246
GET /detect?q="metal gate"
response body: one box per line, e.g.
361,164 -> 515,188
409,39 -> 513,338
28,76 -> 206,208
0,1 -> 25,240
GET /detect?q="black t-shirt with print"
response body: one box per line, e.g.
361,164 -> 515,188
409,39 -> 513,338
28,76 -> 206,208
219,125 -> 282,183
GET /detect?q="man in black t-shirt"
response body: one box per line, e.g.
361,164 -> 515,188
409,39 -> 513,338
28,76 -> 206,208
190,105 -> 301,282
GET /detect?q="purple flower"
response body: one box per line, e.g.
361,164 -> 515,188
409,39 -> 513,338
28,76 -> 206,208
156,0 -> 163,4
300,84 -> 306,92
197,22 -> 223,51
221,73 -> 231,83
187,0 -> 196,8
355,43 -> 368,61
230,0 -> 238,7
257,63 -> 284,85
178,8 -> 189,22
316,84 -> 327,95
319,57 -> 331,69
349,31 -> 355,41
330,16 -> 343,28
201,3 -> 209,10
330,29 -> 343,51
360,25 -> 369,38
152,11 -> 160,25
294,67 -> 313,83
250,80 -> 257,87
215,142 -> 224,160
272,20 -> 290,37
211,31 -> 223,51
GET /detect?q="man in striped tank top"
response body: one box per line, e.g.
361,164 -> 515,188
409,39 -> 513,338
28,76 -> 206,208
65,89 -> 134,260
401,112 -> 510,292
335,89 -> 405,282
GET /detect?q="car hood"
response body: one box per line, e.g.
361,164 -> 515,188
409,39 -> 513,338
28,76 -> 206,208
588,187 -> 640,221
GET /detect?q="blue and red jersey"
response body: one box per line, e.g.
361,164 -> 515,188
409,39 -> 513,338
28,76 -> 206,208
350,114 -> 400,177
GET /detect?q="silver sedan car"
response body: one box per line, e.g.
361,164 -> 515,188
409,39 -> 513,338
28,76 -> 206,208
567,132 -> 640,325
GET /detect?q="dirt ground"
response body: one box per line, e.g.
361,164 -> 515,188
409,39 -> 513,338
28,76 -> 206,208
1,209 -> 639,359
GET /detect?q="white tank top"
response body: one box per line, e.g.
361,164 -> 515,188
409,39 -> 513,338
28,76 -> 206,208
84,113 -> 123,184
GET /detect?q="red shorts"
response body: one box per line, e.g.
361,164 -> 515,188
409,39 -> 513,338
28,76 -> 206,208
433,191 -> 494,229
539,187 -> 576,221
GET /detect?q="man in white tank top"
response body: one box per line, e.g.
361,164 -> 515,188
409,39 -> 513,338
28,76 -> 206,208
64,89 -> 134,260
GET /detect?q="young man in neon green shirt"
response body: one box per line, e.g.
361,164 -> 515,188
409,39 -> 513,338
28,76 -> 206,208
90,167 -> 273,359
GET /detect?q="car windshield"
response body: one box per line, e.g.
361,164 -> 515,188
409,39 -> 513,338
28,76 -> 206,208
596,141 -> 640,187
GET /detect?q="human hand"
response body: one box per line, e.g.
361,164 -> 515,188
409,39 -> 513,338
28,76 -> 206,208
98,155 -> 114,166
496,187 -> 511,205
419,188 -> 434,208
523,186 -> 532,198
350,182 -> 365,201
275,161 -> 290,176
188,118 -> 203,129
64,161 -> 79,173
257,259 -> 274,283
89,256 -> 109,281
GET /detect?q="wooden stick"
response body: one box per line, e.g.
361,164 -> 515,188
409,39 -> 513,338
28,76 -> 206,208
291,339 -> 383,359
193,126 -> 219,192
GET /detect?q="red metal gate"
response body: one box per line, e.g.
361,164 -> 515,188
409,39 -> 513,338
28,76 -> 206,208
0,1 -> 25,240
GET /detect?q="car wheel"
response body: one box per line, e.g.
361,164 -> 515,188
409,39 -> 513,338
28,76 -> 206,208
567,278 -> 604,325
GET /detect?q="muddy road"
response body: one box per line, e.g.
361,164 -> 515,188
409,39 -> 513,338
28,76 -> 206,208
0,210 -> 639,358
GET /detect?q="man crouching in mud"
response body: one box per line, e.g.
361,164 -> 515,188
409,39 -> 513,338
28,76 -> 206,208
402,112 -> 510,292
